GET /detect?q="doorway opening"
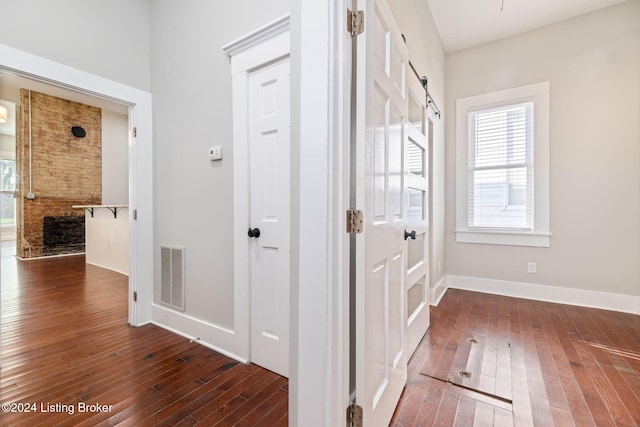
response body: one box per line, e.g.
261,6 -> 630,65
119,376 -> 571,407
0,71 -> 132,321
0,45 -> 153,327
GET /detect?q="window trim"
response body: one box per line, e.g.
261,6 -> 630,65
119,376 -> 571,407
455,82 -> 551,247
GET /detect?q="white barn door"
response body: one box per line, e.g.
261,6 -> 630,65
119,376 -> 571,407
405,81 -> 431,358
353,0 -> 409,424
248,57 -> 290,378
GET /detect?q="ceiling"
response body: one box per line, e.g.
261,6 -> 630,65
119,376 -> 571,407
0,70 -> 128,137
427,0 -> 630,52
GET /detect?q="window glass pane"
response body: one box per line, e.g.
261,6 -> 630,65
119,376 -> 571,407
407,188 -> 424,222
407,276 -> 425,319
471,104 -> 528,169
1,159 -> 16,191
470,167 -> 530,228
468,101 -> 533,230
407,140 -> 424,177
1,193 -> 15,227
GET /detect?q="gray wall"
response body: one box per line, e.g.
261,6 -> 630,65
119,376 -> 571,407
150,1 -> 289,329
445,1 -> 640,297
0,0 -> 151,91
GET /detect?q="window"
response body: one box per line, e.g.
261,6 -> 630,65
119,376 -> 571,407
455,82 -> 550,247
468,102 -> 533,229
1,157 -> 16,229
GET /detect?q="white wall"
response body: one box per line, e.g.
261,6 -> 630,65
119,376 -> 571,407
389,0 -> 447,295
149,1 -> 288,333
101,110 -> 129,205
445,1 -> 640,298
0,0 -> 151,91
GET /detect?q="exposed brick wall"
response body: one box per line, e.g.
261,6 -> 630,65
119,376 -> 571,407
16,90 -> 102,258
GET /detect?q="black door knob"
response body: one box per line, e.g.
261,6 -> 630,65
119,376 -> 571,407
248,228 -> 261,238
404,230 -> 416,240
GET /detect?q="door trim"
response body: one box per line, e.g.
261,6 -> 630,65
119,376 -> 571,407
0,42 -> 153,326
289,1 -> 352,425
223,16 -> 290,364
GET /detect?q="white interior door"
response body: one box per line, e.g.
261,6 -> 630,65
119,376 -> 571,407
405,83 -> 430,358
354,0 -> 409,424
249,57 -> 290,378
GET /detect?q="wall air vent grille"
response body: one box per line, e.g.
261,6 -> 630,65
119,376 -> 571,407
160,245 -> 185,311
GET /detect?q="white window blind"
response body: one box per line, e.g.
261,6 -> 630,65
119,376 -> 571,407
468,101 -> 533,230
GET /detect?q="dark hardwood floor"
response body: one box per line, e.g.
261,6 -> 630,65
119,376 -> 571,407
391,288 -> 640,426
4,241 -> 639,426
0,244 -> 287,426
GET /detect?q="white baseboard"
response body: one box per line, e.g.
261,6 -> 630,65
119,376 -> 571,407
447,275 -> 640,315
17,252 -> 85,260
429,275 -> 448,307
150,303 -> 248,364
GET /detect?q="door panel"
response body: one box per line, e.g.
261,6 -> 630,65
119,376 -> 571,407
249,57 -> 290,378
405,84 -> 430,358
389,106 -> 403,220
373,86 -> 387,221
354,0 -> 409,425
407,275 -> 426,319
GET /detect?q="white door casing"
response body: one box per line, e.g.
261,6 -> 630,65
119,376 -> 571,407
224,17 -> 289,364
0,43 -> 153,328
354,0 -> 409,425
405,81 -> 430,358
249,58 -> 290,378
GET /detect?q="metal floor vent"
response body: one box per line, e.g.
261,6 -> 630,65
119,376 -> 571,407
160,245 -> 185,311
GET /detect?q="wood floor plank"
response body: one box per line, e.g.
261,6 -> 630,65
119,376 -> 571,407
215,376 -> 287,426
391,376 -> 431,426
509,346 -> 535,426
392,289 -> 640,427
147,366 -> 264,425
0,248 -> 288,426
493,405 -> 514,427
574,340 -> 636,426
229,387 -> 288,427
451,393 -> 476,427
433,388 -> 461,425
473,401 -> 497,427
94,358 -> 241,426
411,377 -> 446,427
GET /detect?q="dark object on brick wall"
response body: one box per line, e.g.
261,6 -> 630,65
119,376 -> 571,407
43,216 -> 85,254
71,126 -> 86,138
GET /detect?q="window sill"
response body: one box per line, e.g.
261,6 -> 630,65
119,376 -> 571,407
455,229 -> 551,247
